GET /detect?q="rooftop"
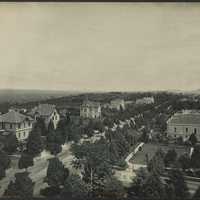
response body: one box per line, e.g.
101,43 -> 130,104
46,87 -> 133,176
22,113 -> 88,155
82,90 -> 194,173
168,110 -> 200,125
29,104 -> 56,116
0,110 -> 33,123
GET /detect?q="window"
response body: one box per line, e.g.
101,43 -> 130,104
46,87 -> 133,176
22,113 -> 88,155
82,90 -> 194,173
24,132 -> 26,137
55,116 -> 57,120
18,132 -> 21,139
194,128 -> 197,134
10,124 -> 12,129
18,124 -> 21,129
2,123 -> 5,129
28,122 -> 31,127
186,128 -> 188,133
174,127 -> 176,132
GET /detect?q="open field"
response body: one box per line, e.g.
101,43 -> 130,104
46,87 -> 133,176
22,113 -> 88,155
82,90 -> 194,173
130,143 -> 190,165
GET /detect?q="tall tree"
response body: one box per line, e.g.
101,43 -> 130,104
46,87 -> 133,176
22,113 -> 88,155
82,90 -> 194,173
148,148 -> 165,175
72,140 -> 112,193
4,172 -> 34,198
61,174 -> 89,198
168,169 -> 190,200
164,149 -> 177,167
45,157 -> 69,189
18,153 -> 34,171
193,186 -> 200,200
3,134 -> 18,154
0,150 -> 10,179
26,125 -> 43,157
191,145 -> 200,168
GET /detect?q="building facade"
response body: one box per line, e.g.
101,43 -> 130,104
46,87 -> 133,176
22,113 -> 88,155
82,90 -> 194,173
110,99 -> 125,110
29,104 -> 60,129
167,110 -> 200,141
0,109 -> 34,141
136,97 -> 155,105
80,100 -> 101,119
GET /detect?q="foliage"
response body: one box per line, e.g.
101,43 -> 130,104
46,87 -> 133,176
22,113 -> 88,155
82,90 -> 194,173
191,145 -> 200,168
164,149 -> 177,167
193,186 -> 200,200
61,174 -> 89,198
147,148 -> 165,175
71,140 -> 112,192
168,169 -> 190,200
3,134 -> 18,154
45,157 -> 69,188
18,153 -> 34,170
178,153 -> 191,170
189,133 -> 198,146
26,125 -> 43,157
0,150 -> 10,179
4,172 -> 34,198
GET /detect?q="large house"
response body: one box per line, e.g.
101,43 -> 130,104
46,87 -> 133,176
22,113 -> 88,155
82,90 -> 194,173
110,99 -> 125,111
0,109 -> 34,142
80,100 -> 101,119
136,97 -> 155,105
29,104 -> 60,129
167,110 -> 200,140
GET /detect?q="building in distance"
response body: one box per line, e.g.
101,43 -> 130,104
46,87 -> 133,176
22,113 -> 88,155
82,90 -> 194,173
80,100 -> 101,119
0,109 -> 34,141
167,110 -> 200,141
110,99 -> 125,111
136,96 -> 155,105
29,104 -> 60,129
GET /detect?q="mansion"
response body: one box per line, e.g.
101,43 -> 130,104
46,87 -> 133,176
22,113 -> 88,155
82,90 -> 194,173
167,110 -> 200,141
0,109 -> 34,142
80,100 -> 101,119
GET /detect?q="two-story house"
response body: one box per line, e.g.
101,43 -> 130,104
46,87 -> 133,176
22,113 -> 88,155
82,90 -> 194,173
110,99 -> 125,110
0,109 -> 34,142
29,104 -> 60,129
80,100 -> 101,119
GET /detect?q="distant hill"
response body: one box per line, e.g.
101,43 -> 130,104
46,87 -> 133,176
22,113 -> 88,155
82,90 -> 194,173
0,89 -> 81,104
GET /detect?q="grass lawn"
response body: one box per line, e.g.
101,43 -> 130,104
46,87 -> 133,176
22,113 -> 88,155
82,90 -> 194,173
130,143 -> 190,165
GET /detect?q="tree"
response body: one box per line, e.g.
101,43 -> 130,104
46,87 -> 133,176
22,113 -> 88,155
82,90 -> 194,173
168,169 -> 190,200
193,186 -> 200,200
45,157 -> 69,189
178,153 -> 191,171
4,172 -> 34,198
191,145 -> 200,168
35,117 -> 47,136
26,126 -> 43,157
147,149 -> 165,175
61,174 -> 89,198
72,141 -> 112,193
142,172 -> 166,200
164,149 -> 177,167
99,176 -> 125,199
0,150 -> 10,179
18,153 -> 34,171
3,134 -> 18,154
189,132 -> 198,146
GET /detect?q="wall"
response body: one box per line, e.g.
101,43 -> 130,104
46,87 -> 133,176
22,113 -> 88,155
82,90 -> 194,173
167,123 -> 200,140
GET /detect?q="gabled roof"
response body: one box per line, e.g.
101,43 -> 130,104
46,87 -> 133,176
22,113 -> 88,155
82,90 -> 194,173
29,104 -> 56,116
0,110 -> 33,123
168,111 -> 200,125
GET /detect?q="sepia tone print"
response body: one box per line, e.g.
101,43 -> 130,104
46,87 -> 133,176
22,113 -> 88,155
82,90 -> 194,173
0,3 -> 200,199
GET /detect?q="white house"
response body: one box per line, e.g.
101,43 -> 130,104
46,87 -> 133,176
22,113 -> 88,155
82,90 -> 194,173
29,104 -> 60,129
0,109 -> 34,141
80,100 -> 101,119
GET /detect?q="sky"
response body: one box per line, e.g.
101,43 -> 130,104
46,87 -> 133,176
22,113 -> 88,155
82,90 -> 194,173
0,3 -> 200,92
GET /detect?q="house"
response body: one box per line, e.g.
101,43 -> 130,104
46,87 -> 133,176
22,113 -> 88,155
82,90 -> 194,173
167,110 -> 200,141
0,109 -> 34,142
80,100 -> 101,119
110,99 -> 125,110
136,97 -> 154,105
29,104 -> 60,129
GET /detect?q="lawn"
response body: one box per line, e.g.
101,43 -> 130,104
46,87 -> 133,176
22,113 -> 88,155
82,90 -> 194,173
130,143 -> 190,165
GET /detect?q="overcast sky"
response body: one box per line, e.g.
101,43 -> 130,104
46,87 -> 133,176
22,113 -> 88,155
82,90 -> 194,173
0,3 -> 200,92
